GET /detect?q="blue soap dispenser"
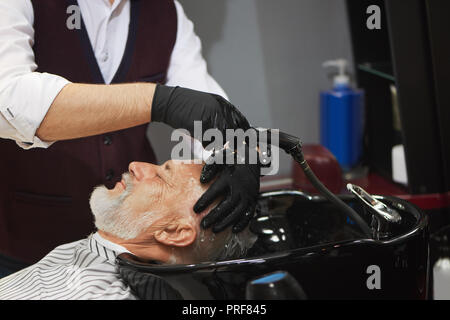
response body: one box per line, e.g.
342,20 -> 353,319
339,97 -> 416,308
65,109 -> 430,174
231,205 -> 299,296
320,59 -> 364,171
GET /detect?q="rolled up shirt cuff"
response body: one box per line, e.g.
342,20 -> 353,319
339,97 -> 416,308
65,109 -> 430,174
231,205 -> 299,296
15,135 -> 55,149
0,72 -> 70,149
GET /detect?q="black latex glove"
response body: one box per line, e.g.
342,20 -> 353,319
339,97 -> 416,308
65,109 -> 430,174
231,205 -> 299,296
151,84 -> 250,145
193,145 -> 261,234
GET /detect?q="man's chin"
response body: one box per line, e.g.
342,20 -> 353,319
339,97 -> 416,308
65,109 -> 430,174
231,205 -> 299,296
89,185 -> 143,240
90,186 -> 119,220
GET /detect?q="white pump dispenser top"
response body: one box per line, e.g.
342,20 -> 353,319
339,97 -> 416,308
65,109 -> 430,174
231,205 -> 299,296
323,59 -> 350,87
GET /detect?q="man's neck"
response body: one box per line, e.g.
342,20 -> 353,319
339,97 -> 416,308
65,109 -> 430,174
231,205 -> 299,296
93,232 -> 130,255
97,230 -> 189,264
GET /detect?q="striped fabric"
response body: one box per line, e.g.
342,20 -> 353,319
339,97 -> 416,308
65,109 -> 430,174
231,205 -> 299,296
0,233 -> 137,300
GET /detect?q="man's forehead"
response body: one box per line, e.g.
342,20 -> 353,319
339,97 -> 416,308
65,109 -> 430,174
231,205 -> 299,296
169,160 -> 204,177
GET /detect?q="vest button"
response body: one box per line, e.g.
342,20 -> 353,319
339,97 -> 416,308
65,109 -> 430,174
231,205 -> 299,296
106,169 -> 114,181
103,135 -> 113,145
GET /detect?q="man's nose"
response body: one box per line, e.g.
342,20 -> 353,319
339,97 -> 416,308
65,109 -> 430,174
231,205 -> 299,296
128,162 -> 157,181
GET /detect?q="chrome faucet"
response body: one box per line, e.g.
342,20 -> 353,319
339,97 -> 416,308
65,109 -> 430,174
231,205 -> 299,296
347,183 -> 402,239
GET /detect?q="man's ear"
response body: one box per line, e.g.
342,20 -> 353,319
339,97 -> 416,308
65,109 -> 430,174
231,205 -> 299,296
153,219 -> 197,247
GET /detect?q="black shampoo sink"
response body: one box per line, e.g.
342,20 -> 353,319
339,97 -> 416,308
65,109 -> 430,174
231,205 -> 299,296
117,190 -> 429,300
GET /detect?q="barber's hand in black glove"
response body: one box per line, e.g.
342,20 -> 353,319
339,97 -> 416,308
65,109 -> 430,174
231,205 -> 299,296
193,145 -> 261,234
151,84 -> 250,143
152,84 -> 258,233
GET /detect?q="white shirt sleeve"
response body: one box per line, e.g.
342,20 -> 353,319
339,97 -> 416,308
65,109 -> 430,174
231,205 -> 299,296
166,1 -> 228,100
0,0 -> 71,149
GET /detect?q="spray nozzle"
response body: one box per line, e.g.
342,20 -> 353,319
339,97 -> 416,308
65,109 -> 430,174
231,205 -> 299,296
323,59 -> 350,86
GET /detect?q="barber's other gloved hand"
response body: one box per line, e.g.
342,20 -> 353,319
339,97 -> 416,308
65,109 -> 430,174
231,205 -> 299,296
151,84 -> 250,145
193,146 -> 261,234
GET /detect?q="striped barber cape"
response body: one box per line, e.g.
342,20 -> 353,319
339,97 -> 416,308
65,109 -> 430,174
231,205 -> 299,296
0,233 -> 137,300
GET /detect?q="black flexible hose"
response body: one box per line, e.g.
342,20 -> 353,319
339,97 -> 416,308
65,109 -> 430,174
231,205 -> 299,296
273,130 -> 373,238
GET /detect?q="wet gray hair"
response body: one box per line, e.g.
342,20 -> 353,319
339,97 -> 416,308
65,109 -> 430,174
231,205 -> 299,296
194,227 -> 257,262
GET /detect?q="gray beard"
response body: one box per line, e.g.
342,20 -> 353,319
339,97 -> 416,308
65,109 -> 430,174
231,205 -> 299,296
89,173 -> 154,240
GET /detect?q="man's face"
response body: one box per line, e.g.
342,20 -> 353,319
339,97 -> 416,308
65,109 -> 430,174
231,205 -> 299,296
115,160 -> 206,219
90,160 -> 208,241
90,160 -> 256,264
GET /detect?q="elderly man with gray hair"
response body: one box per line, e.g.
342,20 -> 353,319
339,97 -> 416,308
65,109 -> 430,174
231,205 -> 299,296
0,160 -> 256,300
